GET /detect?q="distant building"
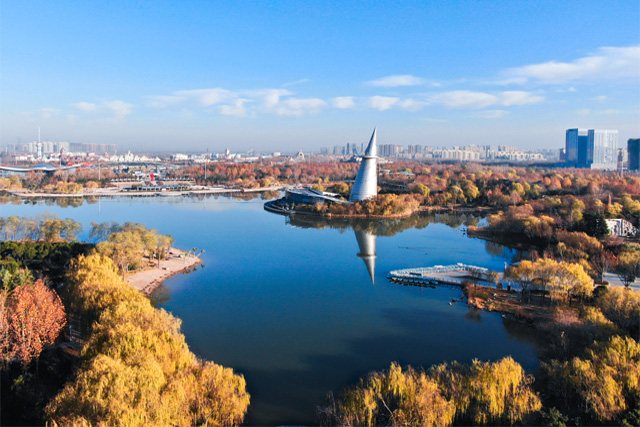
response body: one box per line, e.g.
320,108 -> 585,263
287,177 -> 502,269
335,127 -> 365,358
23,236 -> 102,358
628,138 -> 640,171
565,129 -> 589,166
566,128 -> 618,170
605,218 -> 639,237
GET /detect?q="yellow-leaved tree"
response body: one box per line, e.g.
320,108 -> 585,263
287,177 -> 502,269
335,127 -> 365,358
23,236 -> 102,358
542,335 -> 640,423
46,254 -> 249,426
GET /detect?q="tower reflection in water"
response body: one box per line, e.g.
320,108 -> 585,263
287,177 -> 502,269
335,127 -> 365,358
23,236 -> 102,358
354,229 -> 376,284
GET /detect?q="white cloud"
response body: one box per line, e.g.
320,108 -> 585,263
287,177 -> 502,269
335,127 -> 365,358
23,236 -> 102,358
429,90 -> 543,109
577,109 -> 591,116
331,96 -> 356,109
73,102 -> 97,112
505,45 -> 640,84
282,78 -> 310,87
499,91 -> 545,106
146,95 -> 186,108
367,74 -> 425,87
274,98 -> 326,116
104,100 -> 134,116
40,108 -> 61,119
219,99 -> 250,117
175,88 -> 236,107
369,96 -> 399,111
474,110 -> 508,119
591,95 -> 607,102
430,91 -> 498,109
248,89 -> 292,110
399,98 -> 428,111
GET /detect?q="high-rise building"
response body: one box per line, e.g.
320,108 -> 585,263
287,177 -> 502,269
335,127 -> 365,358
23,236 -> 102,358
350,128 -> 378,201
565,129 -> 589,165
588,129 -> 618,170
628,138 -> 640,171
565,128 -> 618,170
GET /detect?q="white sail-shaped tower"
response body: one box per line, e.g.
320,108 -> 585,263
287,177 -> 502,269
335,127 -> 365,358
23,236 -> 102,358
350,128 -> 378,201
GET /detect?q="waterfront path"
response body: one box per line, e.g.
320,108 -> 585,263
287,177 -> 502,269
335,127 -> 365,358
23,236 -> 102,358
126,248 -> 202,295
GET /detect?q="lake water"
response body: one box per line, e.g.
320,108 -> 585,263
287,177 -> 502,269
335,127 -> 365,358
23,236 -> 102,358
0,195 -> 539,425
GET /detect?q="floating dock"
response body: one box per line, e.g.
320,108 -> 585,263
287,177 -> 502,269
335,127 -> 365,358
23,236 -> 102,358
388,263 -> 496,287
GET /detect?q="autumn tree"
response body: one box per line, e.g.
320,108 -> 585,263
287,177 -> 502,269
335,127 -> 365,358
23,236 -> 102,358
596,286 -> 640,340
322,357 -> 540,426
319,362 -> 455,426
47,254 -> 249,426
2,280 -> 66,367
430,357 -> 541,426
614,249 -> 640,288
542,336 -> 640,423
505,259 -> 593,302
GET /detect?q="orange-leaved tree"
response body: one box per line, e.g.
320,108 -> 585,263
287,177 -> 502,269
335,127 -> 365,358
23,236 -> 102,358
3,280 -> 66,367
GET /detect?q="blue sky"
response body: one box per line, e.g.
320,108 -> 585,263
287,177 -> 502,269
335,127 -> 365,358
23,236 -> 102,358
1,0 -> 638,153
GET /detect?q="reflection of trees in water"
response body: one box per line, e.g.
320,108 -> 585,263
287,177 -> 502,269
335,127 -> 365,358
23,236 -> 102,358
229,192 -> 262,201
149,283 -> 171,307
55,198 -> 84,208
501,317 -> 543,349
285,211 -> 482,237
465,307 -> 482,322
261,190 -> 280,200
485,241 -> 505,257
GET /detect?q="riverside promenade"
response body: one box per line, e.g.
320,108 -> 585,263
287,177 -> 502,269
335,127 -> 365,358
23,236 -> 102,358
126,248 -> 202,295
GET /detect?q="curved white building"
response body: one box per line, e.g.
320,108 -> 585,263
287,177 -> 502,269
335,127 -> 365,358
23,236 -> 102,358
350,128 -> 378,201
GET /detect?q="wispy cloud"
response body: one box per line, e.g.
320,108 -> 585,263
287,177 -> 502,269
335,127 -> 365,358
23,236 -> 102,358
104,100 -> 134,116
367,74 -> 426,87
504,45 -> 640,84
274,98 -> 326,116
219,99 -> 251,117
282,78 -> 311,87
146,95 -> 186,108
500,91 -> 544,106
331,96 -> 356,109
429,90 -> 544,109
399,98 -> 429,111
174,88 -> 236,107
430,91 -> 498,109
73,102 -> 97,112
474,110 -> 509,119
591,95 -> 607,102
369,96 -> 399,111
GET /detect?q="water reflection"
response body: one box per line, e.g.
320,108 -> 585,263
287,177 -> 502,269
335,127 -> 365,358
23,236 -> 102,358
275,211 -> 485,286
354,229 -> 376,284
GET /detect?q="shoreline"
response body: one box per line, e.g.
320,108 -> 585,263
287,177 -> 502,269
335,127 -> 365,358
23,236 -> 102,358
2,185 -> 283,199
126,247 -> 202,295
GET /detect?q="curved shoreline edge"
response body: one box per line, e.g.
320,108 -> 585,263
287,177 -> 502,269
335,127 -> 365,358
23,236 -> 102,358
126,247 -> 202,295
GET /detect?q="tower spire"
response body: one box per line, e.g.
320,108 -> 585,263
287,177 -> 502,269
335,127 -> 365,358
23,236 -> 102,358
349,128 -> 378,201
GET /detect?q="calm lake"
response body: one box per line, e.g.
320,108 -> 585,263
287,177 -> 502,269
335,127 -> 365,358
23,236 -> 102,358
1,195 -> 539,425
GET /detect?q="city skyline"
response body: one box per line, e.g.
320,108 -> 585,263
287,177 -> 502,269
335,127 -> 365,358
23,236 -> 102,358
1,1 -> 638,152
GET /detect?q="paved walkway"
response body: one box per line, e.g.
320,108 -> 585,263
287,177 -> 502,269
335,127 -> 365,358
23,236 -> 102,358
126,248 -> 202,295
602,272 -> 640,292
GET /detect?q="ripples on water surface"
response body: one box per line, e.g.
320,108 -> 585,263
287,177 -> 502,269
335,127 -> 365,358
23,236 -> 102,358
1,195 -> 539,425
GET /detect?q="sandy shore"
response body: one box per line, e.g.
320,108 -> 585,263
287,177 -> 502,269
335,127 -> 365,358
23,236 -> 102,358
126,248 -> 202,295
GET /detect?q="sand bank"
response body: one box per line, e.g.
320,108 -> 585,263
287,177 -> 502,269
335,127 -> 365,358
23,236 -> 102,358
126,247 -> 202,295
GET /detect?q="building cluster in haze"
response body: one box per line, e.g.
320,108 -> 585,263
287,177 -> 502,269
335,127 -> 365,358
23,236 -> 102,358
320,143 -> 556,162
563,129 -> 640,172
